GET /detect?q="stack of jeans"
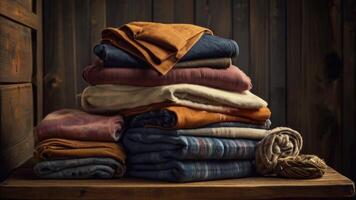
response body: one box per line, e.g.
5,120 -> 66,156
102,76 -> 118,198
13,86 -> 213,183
81,22 -> 272,182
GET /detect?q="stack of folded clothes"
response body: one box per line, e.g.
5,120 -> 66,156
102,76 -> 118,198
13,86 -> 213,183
33,109 -> 126,179
81,22 -> 273,182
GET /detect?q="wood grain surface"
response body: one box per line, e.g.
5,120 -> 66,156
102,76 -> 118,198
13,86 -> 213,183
0,166 -> 354,200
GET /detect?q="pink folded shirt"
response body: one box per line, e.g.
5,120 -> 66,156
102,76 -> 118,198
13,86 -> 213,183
83,65 -> 252,92
35,109 -> 124,142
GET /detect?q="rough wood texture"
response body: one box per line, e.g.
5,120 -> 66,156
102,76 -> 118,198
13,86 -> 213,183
287,0 -> 342,169
0,16 -> 32,83
0,167 -> 354,200
153,0 -> 194,23
268,0 -> 286,127
0,84 -> 34,180
342,0 -> 356,183
0,0 -> 39,29
195,0 -> 231,38
232,0 -> 249,73
249,0 -> 269,101
106,0 -> 152,27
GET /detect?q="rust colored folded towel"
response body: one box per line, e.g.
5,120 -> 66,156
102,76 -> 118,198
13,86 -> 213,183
102,22 -> 212,75
81,84 -> 267,114
83,65 -> 251,92
129,106 -> 271,129
34,138 -> 126,163
35,109 -> 124,142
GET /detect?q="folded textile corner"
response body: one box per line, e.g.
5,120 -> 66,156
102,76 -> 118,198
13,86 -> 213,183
35,109 -> 124,142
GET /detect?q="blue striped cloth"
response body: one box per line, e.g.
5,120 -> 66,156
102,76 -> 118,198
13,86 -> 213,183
123,131 -> 258,163
127,160 -> 255,182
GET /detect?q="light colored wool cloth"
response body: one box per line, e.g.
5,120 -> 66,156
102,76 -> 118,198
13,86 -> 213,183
81,84 -> 267,114
256,127 -> 327,179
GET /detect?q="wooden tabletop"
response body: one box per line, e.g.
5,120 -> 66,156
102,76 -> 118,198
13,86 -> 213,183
0,167 -> 354,200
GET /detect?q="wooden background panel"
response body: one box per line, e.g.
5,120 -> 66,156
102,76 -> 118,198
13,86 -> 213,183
287,0 -> 342,168
42,0 -> 356,184
0,83 -> 34,179
0,16 -> 32,83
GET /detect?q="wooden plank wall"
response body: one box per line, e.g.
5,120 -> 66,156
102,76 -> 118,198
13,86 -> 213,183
43,0 -> 356,182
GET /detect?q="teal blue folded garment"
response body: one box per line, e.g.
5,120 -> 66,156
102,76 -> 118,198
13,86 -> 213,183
33,157 -> 123,179
127,160 -> 255,182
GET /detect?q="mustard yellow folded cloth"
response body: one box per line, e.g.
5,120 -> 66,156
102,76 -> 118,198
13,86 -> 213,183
34,138 -> 126,163
162,106 -> 270,129
102,22 -> 212,75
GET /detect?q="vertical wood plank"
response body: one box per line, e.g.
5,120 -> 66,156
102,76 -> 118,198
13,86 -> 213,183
232,0 -> 250,72
195,0 -> 232,38
250,0 -> 269,101
43,0 -> 77,114
34,0 -> 43,122
90,0 -> 106,61
173,0 -> 194,23
287,0 -> 342,169
269,0 -> 286,127
106,0 -> 152,27
342,0 -> 356,182
74,0 -> 91,96
152,0 -> 174,22
286,0 -> 302,132
152,0 -> 194,23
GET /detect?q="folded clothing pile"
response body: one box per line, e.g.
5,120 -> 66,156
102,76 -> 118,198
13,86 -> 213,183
33,109 -> 126,179
81,21 -> 274,182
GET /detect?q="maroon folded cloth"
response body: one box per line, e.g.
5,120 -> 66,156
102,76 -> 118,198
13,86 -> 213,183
35,109 -> 124,142
83,65 -> 252,92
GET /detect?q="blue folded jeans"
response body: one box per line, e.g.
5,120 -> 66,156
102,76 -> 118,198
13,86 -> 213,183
94,34 -> 239,67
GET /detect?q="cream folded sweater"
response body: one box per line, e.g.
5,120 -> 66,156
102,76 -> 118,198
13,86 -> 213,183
81,84 -> 267,113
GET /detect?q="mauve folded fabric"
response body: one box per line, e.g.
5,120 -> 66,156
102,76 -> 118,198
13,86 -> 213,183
95,34 -> 237,68
83,65 -> 251,92
125,127 -> 268,141
33,157 -> 125,179
127,160 -> 255,182
35,109 -> 124,142
34,138 -> 126,163
123,131 -> 258,163
102,22 -> 212,74
129,106 -> 270,129
81,84 -> 267,114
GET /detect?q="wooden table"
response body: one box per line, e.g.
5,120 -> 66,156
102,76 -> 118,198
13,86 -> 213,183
0,166 -> 354,200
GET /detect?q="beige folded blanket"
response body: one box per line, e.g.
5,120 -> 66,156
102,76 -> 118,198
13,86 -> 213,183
81,84 -> 267,114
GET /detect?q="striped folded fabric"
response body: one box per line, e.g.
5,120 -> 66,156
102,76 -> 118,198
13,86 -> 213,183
123,131 -> 259,163
127,160 -> 255,182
